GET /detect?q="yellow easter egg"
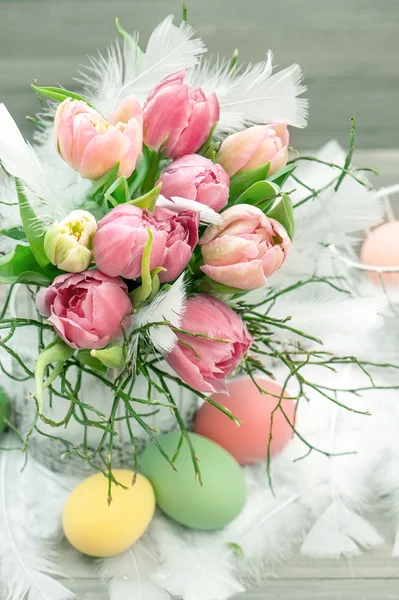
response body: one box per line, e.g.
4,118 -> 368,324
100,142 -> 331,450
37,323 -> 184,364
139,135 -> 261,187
62,469 -> 155,557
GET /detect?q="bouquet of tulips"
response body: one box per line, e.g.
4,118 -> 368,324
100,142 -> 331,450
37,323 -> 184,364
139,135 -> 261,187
0,12 -> 381,481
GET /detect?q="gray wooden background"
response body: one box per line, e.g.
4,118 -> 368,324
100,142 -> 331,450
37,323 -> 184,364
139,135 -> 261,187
1,0 -> 398,150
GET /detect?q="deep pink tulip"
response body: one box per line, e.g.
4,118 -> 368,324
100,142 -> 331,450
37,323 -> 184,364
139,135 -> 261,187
217,124 -> 289,177
36,270 -> 132,350
157,154 -> 229,212
54,96 -> 143,180
143,71 -> 220,158
200,204 -> 291,290
153,206 -> 199,283
166,294 -> 253,393
92,205 -> 167,280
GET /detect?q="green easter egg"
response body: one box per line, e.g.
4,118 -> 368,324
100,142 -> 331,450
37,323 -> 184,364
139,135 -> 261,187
0,385 -> 10,433
141,432 -> 246,530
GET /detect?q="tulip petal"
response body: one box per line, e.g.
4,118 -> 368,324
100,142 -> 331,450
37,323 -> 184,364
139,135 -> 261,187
159,240 -> 193,283
201,260 -> 267,291
217,125 -> 268,176
201,235 -> 259,266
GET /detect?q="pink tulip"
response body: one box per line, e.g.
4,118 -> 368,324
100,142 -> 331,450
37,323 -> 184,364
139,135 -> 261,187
36,270 -> 132,350
54,96 -> 143,180
92,205 -> 167,280
157,154 -> 229,212
200,204 -> 291,290
143,71 -> 220,159
217,124 -> 289,177
166,294 -> 253,393
153,207 -> 199,283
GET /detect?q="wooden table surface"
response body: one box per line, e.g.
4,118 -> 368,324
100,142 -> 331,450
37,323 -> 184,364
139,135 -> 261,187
1,0 -> 399,598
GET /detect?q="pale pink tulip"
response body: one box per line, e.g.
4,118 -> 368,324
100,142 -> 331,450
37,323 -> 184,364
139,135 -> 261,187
153,207 -> 199,283
200,204 -> 291,290
158,154 -> 229,212
217,124 -> 289,177
143,71 -> 220,158
92,205 -> 167,280
36,270 -> 132,350
166,294 -> 253,393
54,96 -> 143,180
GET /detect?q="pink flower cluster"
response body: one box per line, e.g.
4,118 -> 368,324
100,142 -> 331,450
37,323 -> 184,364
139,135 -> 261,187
38,69 -> 293,393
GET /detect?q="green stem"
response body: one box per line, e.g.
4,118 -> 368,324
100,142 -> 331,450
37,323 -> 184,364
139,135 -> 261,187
141,152 -> 161,195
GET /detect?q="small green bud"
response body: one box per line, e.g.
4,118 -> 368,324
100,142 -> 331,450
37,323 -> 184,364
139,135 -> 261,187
90,346 -> 125,369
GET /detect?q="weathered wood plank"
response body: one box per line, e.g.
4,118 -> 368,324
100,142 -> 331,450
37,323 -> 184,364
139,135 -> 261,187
0,0 -> 398,148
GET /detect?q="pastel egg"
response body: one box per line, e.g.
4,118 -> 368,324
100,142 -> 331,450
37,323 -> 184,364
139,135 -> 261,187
361,221 -> 399,285
141,432 -> 246,530
63,470 -> 155,557
194,376 -> 295,465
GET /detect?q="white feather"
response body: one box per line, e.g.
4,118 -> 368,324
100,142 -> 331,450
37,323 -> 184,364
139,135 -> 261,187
266,292 -> 385,355
187,52 -> 308,133
0,105 -> 53,204
0,438 -> 74,600
134,273 -> 187,355
99,540 -> 168,600
79,16 -> 206,115
150,516 -> 244,600
156,195 -> 223,225
301,501 -> 383,558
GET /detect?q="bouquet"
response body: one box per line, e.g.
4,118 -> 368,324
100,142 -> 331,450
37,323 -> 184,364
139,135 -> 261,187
0,9 -> 392,502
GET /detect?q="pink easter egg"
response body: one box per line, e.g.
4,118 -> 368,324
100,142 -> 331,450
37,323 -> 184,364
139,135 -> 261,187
360,221 -> 399,285
194,376 -> 295,465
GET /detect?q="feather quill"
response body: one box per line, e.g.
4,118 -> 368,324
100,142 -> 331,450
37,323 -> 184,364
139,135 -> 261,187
157,195 -> 223,225
187,52 -> 308,133
0,439 -> 74,600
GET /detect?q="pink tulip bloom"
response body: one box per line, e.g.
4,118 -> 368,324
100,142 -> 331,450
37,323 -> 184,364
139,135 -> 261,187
166,294 -> 253,393
158,154 -> 229,212
54,96 -> 143,180
92,205 -> 167,280
143,71 -> 220,159
200,204 -> 291,291
36,270 -> 132,350
217,124 -> 289,177
153,206 -> 199,283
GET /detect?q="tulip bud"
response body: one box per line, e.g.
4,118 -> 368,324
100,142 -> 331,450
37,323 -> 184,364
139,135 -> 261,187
44,210 -> 97,273
90,346 -> 125,369
217,124 -> 289,177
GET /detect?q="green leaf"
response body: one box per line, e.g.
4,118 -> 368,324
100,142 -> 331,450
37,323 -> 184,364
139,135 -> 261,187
87,163 -> 120,199
234,180 -> 280,207
0,385 -> 10,434
267,193 -> 295,240
0,244 -> 58,285
229,162 -> 270,203
0,226 -> 27,241
17,180 -> 50,267
31,85 -> 96,110
129,183 -> 162,211
267,163 -> 297,188
128,150 -> 151,196
197,122 -> 218,159
226,542 -> 245,558
35,340 -> 75,412
104,176 -> 130,206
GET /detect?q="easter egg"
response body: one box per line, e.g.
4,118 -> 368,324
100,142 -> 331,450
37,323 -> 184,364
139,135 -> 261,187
63,470 -> 155,557
194,376 -> 295,465
361,221 -> 399,285
0,385 -> 9,434
141,432 -> 246,530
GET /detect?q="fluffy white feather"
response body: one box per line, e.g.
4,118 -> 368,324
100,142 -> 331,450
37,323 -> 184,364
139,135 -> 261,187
157,195 -> 223,225
187,52 -> 308,133
266,292 -> 385,355
133,273 -> 187,355
99,540 -> 168,600
0,439 -> 74,600
79,16 -> 206,115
